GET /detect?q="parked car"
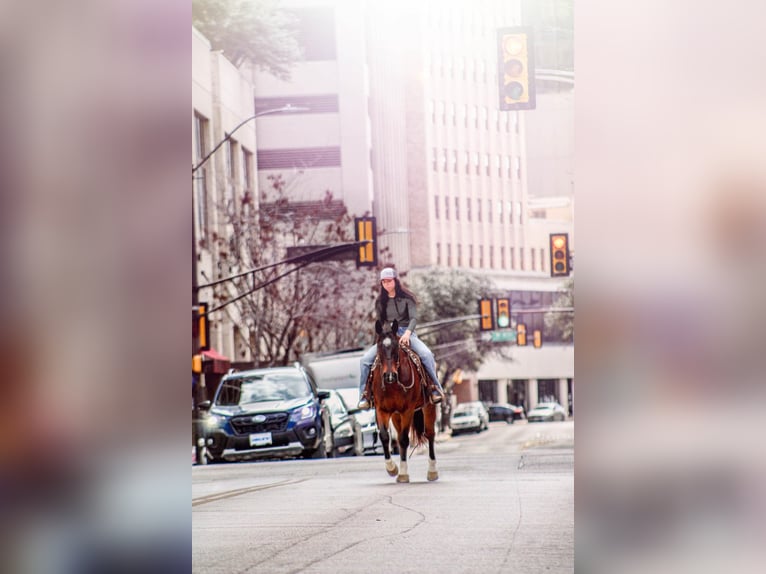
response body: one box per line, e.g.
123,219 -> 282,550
526,402 -> 568,422
450,402 -> 490,435
487,403 -> 525,424
201,364 -> 331,462
320,389 -> 364,457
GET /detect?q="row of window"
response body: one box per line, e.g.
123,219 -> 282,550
428,101 -> 519,133
435,243 -> 547,272
193,112 -> 254,239
432,148 -> 522,178
434,195 -> 522,225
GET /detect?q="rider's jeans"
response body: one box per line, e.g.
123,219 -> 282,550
358,328 -> 444,400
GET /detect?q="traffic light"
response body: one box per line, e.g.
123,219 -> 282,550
193,302 -> 210,353
549,233 -> 571,277
533,329 -> 542,348
354,216 -> 378,267
517,323 -> 527,346
497,27 -> 536,111
496,298 -> 511,329
479,298 -> 494,331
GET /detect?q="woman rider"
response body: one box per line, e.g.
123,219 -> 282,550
357,267 -> 445,409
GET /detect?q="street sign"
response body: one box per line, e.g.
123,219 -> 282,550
489,330 -> 516,342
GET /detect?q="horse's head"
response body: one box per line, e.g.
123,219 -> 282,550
375,319 -> 400,384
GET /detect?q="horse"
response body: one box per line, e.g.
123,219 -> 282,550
371,319 -> 439,483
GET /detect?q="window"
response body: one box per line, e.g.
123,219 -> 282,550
468,244 -> 473,268
514,156 -> 521,180
466,198 -> 471,221
447,243 -> 452,265
484,154 -> 490,176
451,150 -> 458,173
434,195 -> 440,219
487,199 -> 493,223
432,147 -> 438,171
441,148 -> 448,172
241,148 -> 253,191
454,197 -> 460,220
497,200 -> 503,224
193,113 -> 209,238
477,199 -> 482,222
489,246 -> 494,269
510,247 -> 515,270
531,248 -> 536,271
520,248 -> 525,270
445,196 -> 450,220
436,243 -> 441,265
500,246 -> 506,269
457,244 -> 462,266
479,245 -> 484,268
447,102 -> 456,126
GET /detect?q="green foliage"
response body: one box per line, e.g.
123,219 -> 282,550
407,268 -> 495,383
544,278 -> 574,341
193,0 -> 302,77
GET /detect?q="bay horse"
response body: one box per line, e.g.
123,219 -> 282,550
371,319 -> 439,483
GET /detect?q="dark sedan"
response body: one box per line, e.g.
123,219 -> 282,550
487,403 -> 525,424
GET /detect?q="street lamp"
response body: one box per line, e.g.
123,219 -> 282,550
191,104 -> 307,175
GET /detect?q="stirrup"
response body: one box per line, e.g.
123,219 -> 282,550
429,388 -> 443,405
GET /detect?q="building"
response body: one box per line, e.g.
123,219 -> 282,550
192,27 -> 258,389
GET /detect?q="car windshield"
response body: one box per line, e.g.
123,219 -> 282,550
215,373 -> 310,406
453,407 -> 476,417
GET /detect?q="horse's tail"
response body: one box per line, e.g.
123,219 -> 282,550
411,409 -> 427,448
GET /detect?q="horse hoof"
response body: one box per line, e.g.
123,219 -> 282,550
427,471 -> 439,481
396,474 -> 410,483
386,465 -> 399,477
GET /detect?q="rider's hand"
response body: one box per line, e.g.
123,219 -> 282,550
400,330 -> 411,346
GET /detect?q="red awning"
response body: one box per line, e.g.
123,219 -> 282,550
201,348 -> 231,374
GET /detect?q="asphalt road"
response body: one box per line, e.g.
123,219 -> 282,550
193,420 -> 574,574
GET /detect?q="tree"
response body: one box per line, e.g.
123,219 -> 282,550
192,0 -> 302,77
208,175 -> 377,366
407,269 -> 500,429
544,278 -> 574,342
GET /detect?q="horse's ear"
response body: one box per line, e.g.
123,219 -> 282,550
391,320 -> 399,334
375,320 -> 383,335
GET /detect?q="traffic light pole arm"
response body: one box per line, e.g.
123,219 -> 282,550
417,314 -> 484,335
196,241 -> 371,291
192,105 -> 307,175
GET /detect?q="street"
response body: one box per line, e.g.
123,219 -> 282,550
192,420 -> 573,573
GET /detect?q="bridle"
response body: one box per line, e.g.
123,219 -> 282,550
377,329 -> 416,390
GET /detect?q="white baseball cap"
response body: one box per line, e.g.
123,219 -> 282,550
379,267 -> 397,280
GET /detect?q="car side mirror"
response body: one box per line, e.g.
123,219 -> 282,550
317,390 -> 330,400
198,400 -> 211,410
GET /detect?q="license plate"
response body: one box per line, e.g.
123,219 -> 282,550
249,433 -> 272,447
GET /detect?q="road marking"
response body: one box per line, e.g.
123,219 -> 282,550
192,478 -> 309,507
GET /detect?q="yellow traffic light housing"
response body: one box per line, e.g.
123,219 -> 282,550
479,298 -> 494,331
517,323 -> 527,346
193,302 -> 210,352
497,27 -> 536,111
496,298 -> 511,329
354,217 -> 378,267
533,329 -> 542,348
549,233 -> 571,277
192,354 -> 203,373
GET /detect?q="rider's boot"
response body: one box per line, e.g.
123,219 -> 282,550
357,381 -> 372,410
429,377 -> 444,405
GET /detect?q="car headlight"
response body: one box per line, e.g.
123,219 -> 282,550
204,414 -> 225,430
289,403 -> 316,423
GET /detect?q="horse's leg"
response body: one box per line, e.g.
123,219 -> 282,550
377,412 -> 398,477
396,414 -> 412,483
424,404 -> 439,481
